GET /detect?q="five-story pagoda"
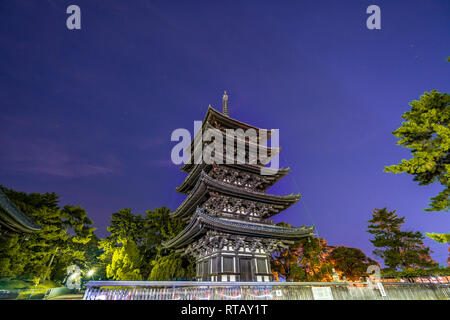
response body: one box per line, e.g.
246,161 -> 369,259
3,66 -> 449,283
163,92 -> 314,282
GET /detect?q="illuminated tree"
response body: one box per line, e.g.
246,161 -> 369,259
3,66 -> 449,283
148,252 -> 195,280
271,223 -> 333,282
98,206 -> 195,280
0,186 -> 95,284
384,87 -> 449,243
384,90 -> 449,212
327,246 -> 378,281
105,238 -> 143,281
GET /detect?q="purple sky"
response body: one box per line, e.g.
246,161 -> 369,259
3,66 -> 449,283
0,1 -> 448,265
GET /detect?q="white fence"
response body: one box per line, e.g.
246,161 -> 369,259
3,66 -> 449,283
83,280 -> 450,300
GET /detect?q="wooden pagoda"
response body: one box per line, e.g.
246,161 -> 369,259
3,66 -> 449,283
163,92 -> 314,282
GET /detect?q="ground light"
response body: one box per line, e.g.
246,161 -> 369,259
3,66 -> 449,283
87,270 -> 95,280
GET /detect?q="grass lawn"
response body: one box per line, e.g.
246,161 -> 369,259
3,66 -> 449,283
0,277 -> 60,290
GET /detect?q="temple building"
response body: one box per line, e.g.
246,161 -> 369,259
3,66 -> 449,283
163,92 -> 314,282
0,188 -> 40,236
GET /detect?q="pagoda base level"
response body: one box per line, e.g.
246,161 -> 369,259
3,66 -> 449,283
197,274 -> 272,282
194,244 -> 273,282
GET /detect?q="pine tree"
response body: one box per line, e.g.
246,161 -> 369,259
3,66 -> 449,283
98,208 -> 146,279
384,85 -> 450,246
384,90 -> 449,212
106,208 -> 146,244
105,238 -> 143,281
367,208 -> 438,271
0,185 -> 95,284
143,206 -> 191,279
0,233 -> 28,277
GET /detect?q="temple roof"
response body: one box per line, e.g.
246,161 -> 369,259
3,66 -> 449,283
171,172 -> 300,219
0,188 -> 41,233
176,163 -> 290,194
181,122 -> 280,171
203,105 -> 273,137
163,208 -> 314,249
181,106 -> 274,172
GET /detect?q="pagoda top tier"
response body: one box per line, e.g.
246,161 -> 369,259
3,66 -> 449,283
202,105 -> 273,137
181,106 -> 275,172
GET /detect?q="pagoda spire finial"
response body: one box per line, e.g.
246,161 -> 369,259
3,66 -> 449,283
222,90 -> 229,116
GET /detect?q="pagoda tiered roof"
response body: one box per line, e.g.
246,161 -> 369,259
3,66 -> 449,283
182,122 -> 280,170
181,106 -> 274,172
163,208 -> 314,249
176,163 -> 290,194
171,172 -> 300,219
0,188 -> 41,233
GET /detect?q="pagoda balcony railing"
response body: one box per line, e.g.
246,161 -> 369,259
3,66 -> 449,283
82,280 -> 450,300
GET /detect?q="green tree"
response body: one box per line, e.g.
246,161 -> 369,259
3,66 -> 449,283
425,233 -> 450,243
384,89 -> 449,213
367,208 -> 438,271
98,208 -> 146,279
384,87 -> 449,254
49,205 -> 96,282
145,207 -> 183,248
327,246 -> 378,281
76,234 -> 105,280
0,186 -> 95,284
106,238 -> 143,281
98,238 -> 115,279
0,233 -> 28,277
145,207 -> 195,280
98,206 -> 195,281
148,252 -> 195,280
426,233 -> 450,265
106,208 -> 146,244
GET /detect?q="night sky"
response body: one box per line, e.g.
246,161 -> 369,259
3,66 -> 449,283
0,1 -> 449,265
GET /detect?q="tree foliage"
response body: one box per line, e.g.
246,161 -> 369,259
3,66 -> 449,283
425,233 -> 450,244
271,223 -> 334,282
106,238 -> 143,281
98,206 -> 195,281
148,252 -> 195,281
381,266 -> 450,278
271,222 -> 377,282
384,90 -> 449,212
328,246 -> 378,281
106,208 -> 146,244
80,234 -> 106,280
144,206 -> 195,280
425,232 -> 450,266
367,208 -> 438,271
0,186 -> 95,284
